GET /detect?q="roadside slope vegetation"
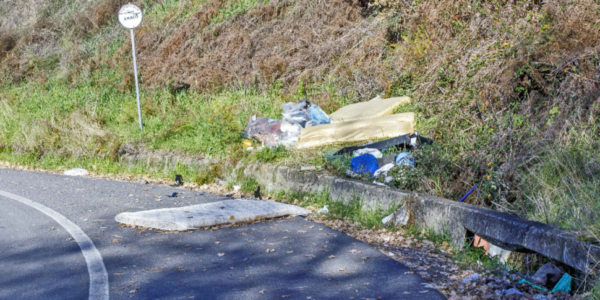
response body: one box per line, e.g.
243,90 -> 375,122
0,0 -> 599,252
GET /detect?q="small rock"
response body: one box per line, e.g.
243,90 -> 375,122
462,273 -> 479,283
502,288 -> 523,296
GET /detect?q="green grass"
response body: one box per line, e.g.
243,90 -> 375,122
0,150 -> 204,183
518,136 -> 600,238
271,189 -> 396,229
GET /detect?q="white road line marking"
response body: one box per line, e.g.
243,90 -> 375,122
0,190 -> 109,300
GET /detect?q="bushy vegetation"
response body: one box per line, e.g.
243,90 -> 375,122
0,1 -> 599,284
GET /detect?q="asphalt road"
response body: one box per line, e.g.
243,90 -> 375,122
0,168 -> 445,300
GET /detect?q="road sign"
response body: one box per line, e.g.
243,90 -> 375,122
118,3 -> 143,29
119,3 -> 144,131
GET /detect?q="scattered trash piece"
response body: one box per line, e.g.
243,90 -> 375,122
233,185 -> 241,192
64,168 -> 89,176
333,133 -> 433,156
253,186 -> 262,200
352,148 -> 383,159
373,163 -> 395,183
282,100 -> 311,127
115,199 -> 311,230
462,273 -> 479,283
473,235 -> 490,255
377,154 -> 396,168
459,184 -> 478,202
350,154 -> 379,176
242,115 -> 283,148
174,174 -> 183,186
531,263 -> 565,288
517,279 -> 548,292
296,113 -> 415,149
242,139 -> 253,149
488,243 -> 511,264
168,192 -> 178,198
329,96 -> 411,123
317,205 -> 329,214
551,273 -> 572,294
395,152 -> 415,167
306,103 -> 331,126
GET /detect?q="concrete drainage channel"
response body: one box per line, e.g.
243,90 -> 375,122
116,152 -> 599,275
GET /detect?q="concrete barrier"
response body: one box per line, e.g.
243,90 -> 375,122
242,163 -> 600,274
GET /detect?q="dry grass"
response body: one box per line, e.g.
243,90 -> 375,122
133,0 -> 385,99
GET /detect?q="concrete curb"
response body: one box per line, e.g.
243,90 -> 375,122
242,163 -> 600,274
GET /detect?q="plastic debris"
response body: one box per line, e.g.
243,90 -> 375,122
350,154 -> 379,176
317,205 -> 329,214
373,163 -> 395,183
459,185 -> 478,202
242,115 -> 283,148
333,134 -> 433,156
254,186 -> 262,200
306,104 -> 331,126
395,152 -> 415,167
242,139 -> 253,149
296,113 -> 415,149
473,234 -> 490,255
488,244 -> 512,264
329,96 -> 411,123
551,273 -> 572,294
282,100 -> 311,127
175,174 -> 183,186
377,154 -> 396,168
517,279 -> 548,292
353,148 -> 383,159
531,263 -> 565,288
64,168 -> 89,176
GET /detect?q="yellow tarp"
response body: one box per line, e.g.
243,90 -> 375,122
295,113 -> 415,149
329,96 -> 411,123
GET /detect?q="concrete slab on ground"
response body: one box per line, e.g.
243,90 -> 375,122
115,199 -> 311,230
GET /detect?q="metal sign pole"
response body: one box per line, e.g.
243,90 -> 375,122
119,3 -> 144,131
130,29 -> 143,131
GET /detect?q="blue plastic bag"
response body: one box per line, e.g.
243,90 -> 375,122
350,154 -> 379,176
551,273 -> 572,294
306,104 -> 331,126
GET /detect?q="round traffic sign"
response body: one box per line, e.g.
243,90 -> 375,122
118,3 -> 143,29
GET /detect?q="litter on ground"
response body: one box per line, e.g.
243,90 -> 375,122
328,96 -> 410,123
64,168 -> 89,176
295,113 -> 415,149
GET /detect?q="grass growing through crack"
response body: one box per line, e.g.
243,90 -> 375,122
272,189 -> 396,229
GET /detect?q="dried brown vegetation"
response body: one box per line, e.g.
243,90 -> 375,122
133,0 -> 387,98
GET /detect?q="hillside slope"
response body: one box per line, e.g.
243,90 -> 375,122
0,0 -> 599,268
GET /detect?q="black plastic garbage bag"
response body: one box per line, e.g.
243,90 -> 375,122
332,134 -> 433,156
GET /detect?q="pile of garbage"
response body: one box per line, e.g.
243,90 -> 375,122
242,100 -> 331,149
330,133 -> 433,187
242,96 -> 415,149
242,95 -> 429,187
